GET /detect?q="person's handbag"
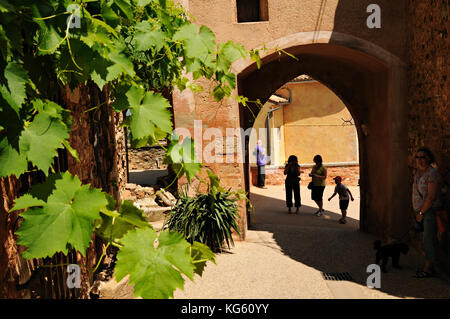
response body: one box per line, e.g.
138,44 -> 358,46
307,182 -> 313,190
413,219 -> 424,232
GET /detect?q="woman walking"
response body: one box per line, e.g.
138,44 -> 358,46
413,147 -> 443,278
284,155 -> 301,214
309,154 -> 327,216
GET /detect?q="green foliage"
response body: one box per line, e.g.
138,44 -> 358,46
95,196 -> 152,242
164,133 -> 202,182
12,172 -> 216,298
115,228 -> 194,299
0,0 -> 269,299
11,171 -> 107,259
165,172 -> 241,252
0,0 -> 265,181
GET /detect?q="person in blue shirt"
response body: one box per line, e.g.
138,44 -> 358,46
256,140 -> 267,188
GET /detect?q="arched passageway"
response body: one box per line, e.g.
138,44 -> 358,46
235,32 -> 408,240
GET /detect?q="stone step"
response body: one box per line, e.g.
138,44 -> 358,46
140,206 -> 173,222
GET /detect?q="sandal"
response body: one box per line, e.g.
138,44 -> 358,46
414,270 -> 434,278
339,219 -> 346,224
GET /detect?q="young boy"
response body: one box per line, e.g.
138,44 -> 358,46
328,176 -> 354,224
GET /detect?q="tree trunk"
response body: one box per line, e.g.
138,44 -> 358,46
0,81 -> 127,298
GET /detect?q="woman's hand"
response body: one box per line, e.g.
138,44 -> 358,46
416,212 -> 424,223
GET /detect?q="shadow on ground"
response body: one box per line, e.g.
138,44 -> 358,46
248,191 -> 450,299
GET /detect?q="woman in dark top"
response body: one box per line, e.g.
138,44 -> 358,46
284,155 -> 301,214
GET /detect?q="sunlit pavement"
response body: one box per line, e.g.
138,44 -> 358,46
172,185 -> 450,299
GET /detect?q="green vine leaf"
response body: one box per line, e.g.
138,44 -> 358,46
216,41 -> 246,72
19,112 -> 69,175
191,241 -> 216,276
97,200 -> 151,242
10,194 -> 46,212
0,138 -> 28,178
173,24 -> 215,60
0,24 -> 12,61
165,134 -> 202,182
134,21 -> 165,52
4,61 -> 29,110
36,22 -> 63,55
115,228 -> 195,299
128,88 -> 173,140
12,172 -> 107,259
0,84 -> 21,115
113,0 -> 134,21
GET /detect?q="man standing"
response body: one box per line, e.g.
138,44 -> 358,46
256,139 -> 267,188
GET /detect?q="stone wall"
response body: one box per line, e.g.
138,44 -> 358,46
127,146 -> 168,171
406,0 -> 449,270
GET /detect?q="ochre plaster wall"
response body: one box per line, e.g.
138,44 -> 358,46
250,81 -> 358,166
248,98 -> 285,166
282,81 -> 357,164
186,0 -> 406,60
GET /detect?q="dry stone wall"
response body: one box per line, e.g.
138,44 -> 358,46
406,0 -> 449,270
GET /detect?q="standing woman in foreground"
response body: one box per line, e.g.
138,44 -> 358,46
310,154 -> 327,216
413,147 -> 443,278
284,155 -> 301,214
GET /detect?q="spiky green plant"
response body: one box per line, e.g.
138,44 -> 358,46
165,171 -> 241,252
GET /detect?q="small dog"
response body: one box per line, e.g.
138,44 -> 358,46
373,240 -> 409,272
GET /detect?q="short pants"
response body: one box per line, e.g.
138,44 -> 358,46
339,199 -> 349,210
311,186 -> 325,201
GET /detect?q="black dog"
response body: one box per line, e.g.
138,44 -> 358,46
374,240 -> 409,272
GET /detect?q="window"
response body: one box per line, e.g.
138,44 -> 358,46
236,0 -> 268,23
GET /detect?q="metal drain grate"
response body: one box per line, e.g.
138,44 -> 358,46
321,272 -> 353,281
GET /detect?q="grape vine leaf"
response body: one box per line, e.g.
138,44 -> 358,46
136,0 -> 152,6
173,24 -> 215,60
0,138 -> 28,178
128,88 -> 173,140
134,21 -> 165,52
165,134 -> 202,182
191,241 -> 216,276
115,228 -> 195,299
113,0 -> 134,21
101,2 -> 121,28
97,200 -> 151,241
27,172 -> 63,201
216,41 -> 246,72
12,172 -> 107,259
0,24 -> 12,61
0,84 -> 21,115
10,194 -> 46,212
4,61 -> 29,109
36,22 -> 63,55
19,112 -> 69,175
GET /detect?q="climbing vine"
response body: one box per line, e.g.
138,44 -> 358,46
0,0 -> 267,298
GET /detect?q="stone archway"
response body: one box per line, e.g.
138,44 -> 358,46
234,31 -> 408,241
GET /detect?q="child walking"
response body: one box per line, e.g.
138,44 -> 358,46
328,176 -> 354,224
